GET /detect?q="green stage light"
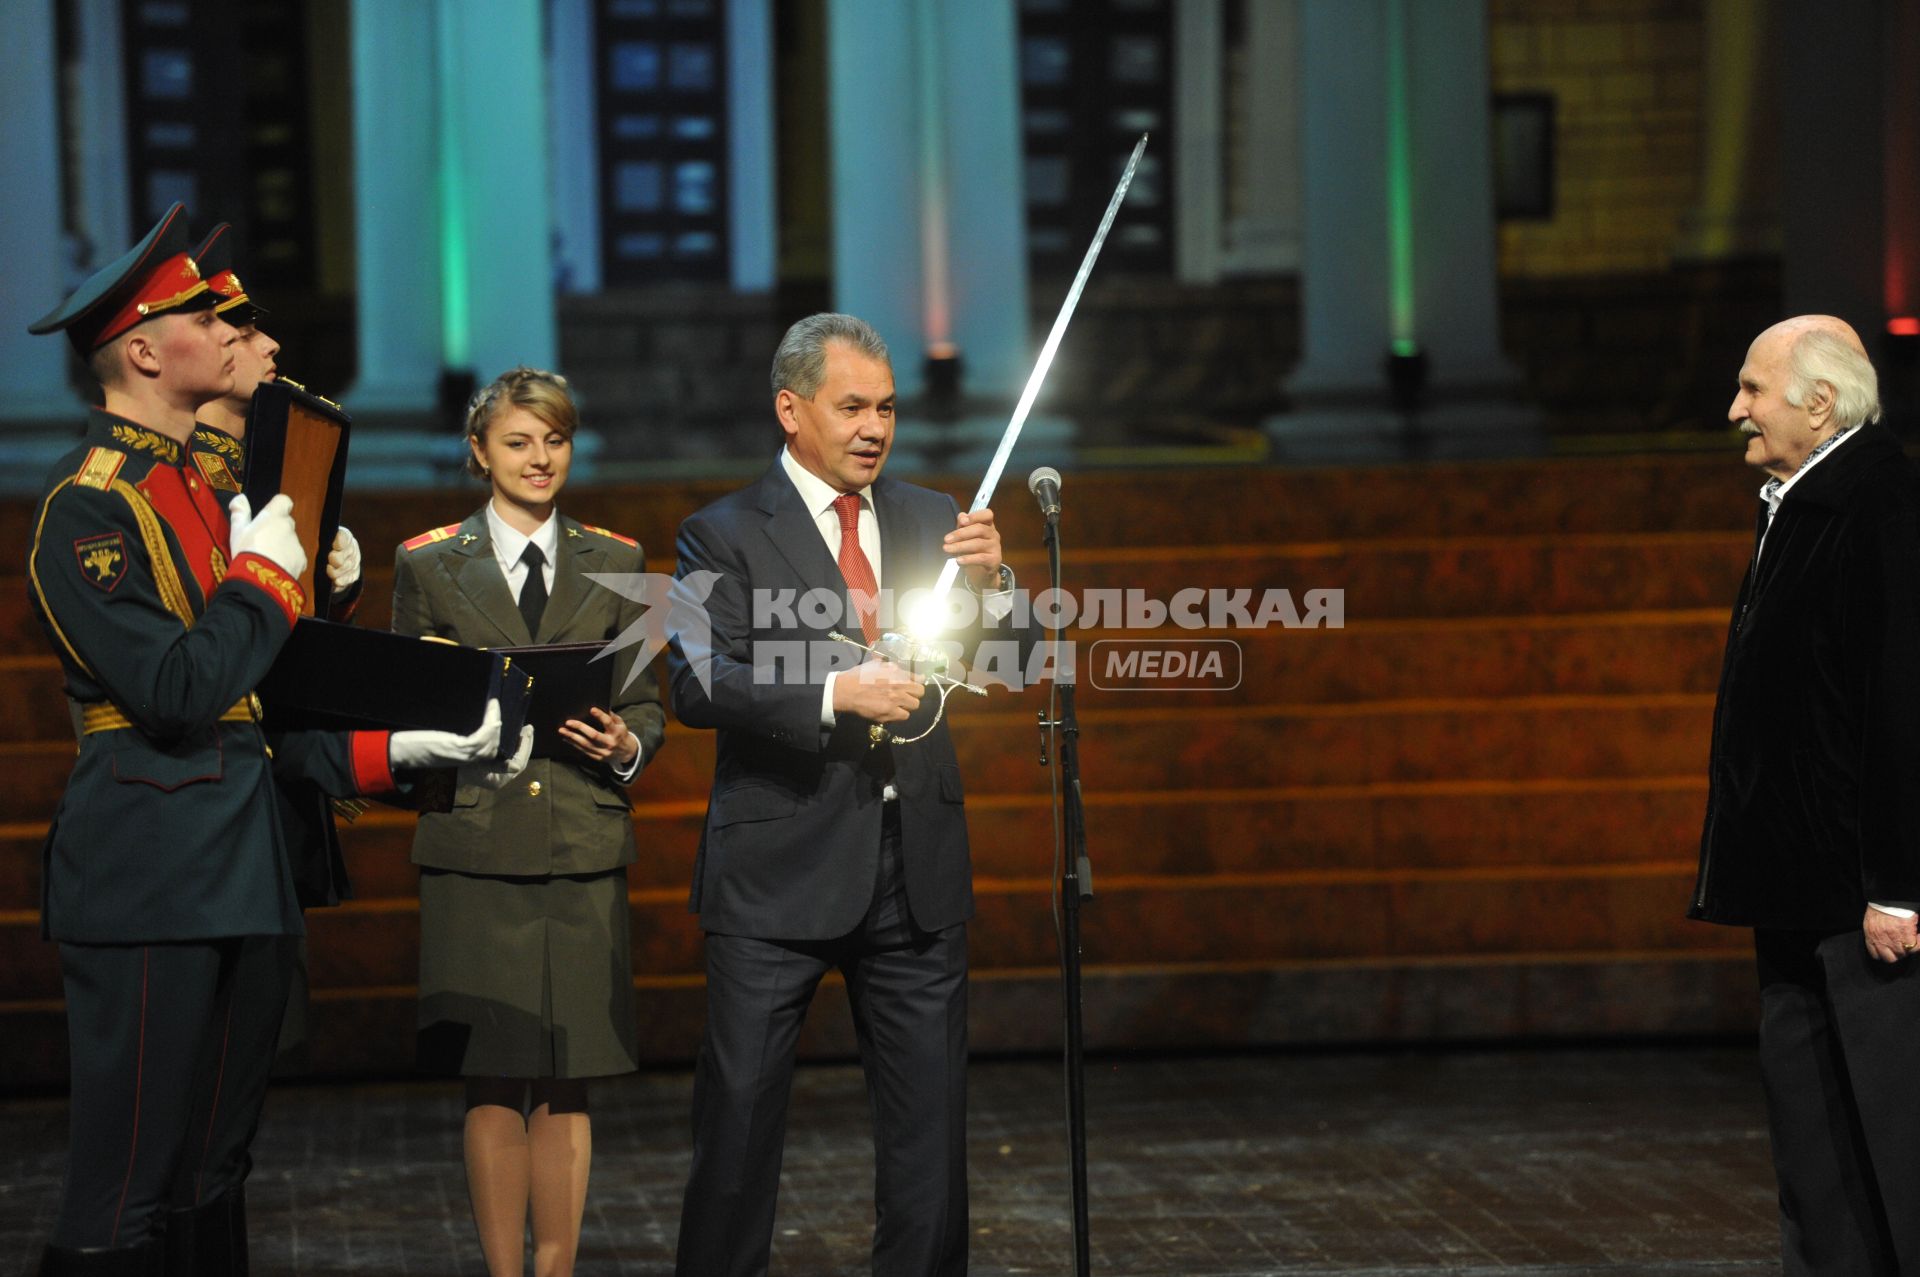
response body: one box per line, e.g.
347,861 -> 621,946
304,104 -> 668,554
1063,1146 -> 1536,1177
1385,0 -> 1416,355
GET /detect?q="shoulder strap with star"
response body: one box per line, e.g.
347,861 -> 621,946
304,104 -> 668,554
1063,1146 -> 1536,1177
576,522 -> 638,548
402,524 -> 463,552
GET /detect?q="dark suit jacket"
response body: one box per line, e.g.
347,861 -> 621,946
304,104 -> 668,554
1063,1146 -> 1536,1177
391,507 -> 667,876
667,461 -> 1035,941
1691,423 -> 1920,930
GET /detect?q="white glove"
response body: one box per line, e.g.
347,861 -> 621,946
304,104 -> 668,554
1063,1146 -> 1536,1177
327,526 -> 362,596
227,493 -> 308,580
461,724 -> 534,791
390,697 -> 504,769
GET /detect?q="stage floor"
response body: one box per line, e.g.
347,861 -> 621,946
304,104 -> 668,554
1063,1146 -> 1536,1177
0,1046 -> 1777,1275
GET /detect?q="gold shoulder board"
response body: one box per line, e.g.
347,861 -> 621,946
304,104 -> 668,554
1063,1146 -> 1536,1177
581,523 -> 638,548
403,524 -> 461,551
75,448 -> 125,491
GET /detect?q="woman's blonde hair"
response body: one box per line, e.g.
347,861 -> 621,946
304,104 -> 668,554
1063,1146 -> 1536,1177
465,366 -> 578,479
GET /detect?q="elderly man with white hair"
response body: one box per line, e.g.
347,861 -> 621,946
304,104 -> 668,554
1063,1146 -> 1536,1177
1691,314 -> 1920,1273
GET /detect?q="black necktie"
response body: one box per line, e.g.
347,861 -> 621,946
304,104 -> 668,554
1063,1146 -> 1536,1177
518,542 -> 547,638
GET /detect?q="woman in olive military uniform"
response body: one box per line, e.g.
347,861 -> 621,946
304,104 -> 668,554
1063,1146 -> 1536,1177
392,368 -> 665,1277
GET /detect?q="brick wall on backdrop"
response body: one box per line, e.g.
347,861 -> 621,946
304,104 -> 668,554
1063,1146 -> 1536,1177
1489,0 -> 1712,279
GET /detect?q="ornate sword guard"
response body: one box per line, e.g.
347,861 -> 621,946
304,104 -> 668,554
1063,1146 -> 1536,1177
829,630 -> 983,749
874,631 -> 950,679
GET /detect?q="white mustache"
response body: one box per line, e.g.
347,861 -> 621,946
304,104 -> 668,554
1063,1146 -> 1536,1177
1739,424 -> 1760,436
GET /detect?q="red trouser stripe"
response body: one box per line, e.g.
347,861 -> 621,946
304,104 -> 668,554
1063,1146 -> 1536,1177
195,992 -> 236,1205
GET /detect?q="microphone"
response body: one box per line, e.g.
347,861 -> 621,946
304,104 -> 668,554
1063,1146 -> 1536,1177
1028,466 -> 1062,523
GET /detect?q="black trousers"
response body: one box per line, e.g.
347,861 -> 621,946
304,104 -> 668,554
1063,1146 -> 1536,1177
1756,927 -> 1920,1276
675,809 -> 970,1277
52,935 -> 296,1249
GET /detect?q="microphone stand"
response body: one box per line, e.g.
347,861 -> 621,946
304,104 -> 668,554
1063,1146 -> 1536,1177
1038,507 -> 1093,1275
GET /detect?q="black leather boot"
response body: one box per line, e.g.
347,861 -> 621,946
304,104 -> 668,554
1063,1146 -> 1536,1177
178,1187 -> 248,1276
159,1203 -> 197,1277
37,1237 -> 162,1275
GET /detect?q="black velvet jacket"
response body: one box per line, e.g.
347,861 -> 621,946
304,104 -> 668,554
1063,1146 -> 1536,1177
1691,423 -> 1920,930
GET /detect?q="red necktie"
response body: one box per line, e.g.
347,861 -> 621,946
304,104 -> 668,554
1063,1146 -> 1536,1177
833,493 -> 879,643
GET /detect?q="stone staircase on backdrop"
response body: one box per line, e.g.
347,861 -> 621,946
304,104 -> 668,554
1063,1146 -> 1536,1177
0,454 -> 1760,1085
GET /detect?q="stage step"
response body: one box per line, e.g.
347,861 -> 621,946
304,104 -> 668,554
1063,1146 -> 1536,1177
0,775 -> 1712,911
0,609 -> 1735,756
0,528 -> 1748,646
0,451 -> 1756,572
0,692 -> 1715,825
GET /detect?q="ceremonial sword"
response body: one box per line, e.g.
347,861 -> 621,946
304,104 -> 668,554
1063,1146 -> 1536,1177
913,131 -> 1150,631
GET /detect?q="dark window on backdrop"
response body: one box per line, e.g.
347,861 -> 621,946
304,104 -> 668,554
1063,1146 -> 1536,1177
117,0 -> 317,290
1018,0 -> 1174,281
596,0 -> 731,285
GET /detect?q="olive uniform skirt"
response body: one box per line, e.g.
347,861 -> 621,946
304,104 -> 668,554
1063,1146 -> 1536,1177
416,867 -> 639,1079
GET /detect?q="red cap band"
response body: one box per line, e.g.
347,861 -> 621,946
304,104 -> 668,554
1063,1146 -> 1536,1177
94,252 -> 211,350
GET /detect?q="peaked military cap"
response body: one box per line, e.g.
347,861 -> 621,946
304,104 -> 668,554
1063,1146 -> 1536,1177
193,222 -> 267,326
27,203 -> 218,355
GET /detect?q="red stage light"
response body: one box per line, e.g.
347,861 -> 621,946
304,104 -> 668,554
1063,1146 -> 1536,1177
1888,316 -> 1920,337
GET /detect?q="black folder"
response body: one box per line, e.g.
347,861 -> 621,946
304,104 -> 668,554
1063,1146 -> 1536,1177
493,641 -> 618,759
257,618 -> 533,762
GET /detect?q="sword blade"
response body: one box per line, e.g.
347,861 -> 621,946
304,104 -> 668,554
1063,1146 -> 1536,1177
924,132 -> 1149,609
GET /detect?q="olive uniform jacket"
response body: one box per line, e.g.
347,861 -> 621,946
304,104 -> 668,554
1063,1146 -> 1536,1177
392,508 -> 666,875
27,411 -> 397,944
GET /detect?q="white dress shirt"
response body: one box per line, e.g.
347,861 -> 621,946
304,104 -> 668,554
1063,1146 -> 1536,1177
780,449 -> 882,734
485,499 -> 559,602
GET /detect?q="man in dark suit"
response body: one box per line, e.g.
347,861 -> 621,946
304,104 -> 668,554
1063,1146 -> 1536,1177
667,313 -> 1032,1276
1691,314 -> 1920,1274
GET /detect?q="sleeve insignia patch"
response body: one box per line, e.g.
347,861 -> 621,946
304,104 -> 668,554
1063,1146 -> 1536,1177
73,532 -> 129,592
75,447 -> 125,491
403,524 -> 461,551
580,523 -> 638,548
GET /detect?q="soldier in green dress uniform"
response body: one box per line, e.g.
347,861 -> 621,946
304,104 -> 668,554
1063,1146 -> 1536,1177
188,222 -> 362,626
24,206 -> 528,1277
